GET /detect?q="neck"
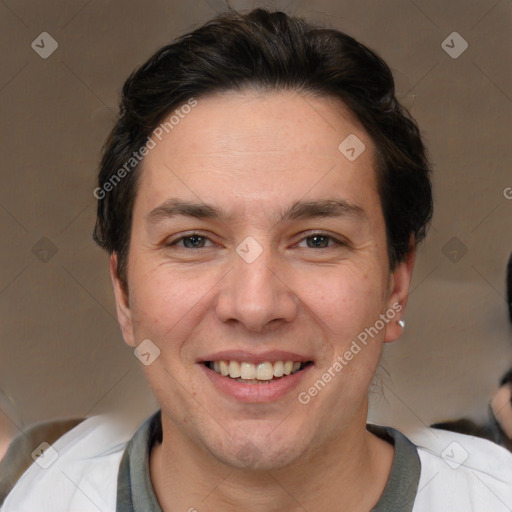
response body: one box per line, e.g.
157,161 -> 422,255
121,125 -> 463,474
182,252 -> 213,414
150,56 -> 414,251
150,408 -> 394,512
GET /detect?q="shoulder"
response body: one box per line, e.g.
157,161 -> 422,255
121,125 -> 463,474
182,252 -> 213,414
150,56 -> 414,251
1,411 -> 144,512
406,427 -> 512,511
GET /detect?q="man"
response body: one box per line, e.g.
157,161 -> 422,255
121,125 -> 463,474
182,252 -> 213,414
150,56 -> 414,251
3,7 -> 512,512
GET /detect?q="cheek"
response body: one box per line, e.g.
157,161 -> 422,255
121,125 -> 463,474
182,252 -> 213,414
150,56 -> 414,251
130,272 -> 184,337
128,268 -> 208,342
296,263 -> 386,338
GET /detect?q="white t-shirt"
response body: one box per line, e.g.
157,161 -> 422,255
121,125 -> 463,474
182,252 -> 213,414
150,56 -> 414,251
2,409 -> 512,511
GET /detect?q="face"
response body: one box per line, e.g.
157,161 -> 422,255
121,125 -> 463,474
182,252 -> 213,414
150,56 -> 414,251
111,90 -> 414,470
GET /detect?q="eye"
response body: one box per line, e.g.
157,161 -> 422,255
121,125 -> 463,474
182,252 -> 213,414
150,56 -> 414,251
167,233 -> 215,249
297,233 -> 345,249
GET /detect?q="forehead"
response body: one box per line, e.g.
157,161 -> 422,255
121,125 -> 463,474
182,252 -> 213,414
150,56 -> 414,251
135,90 -> 381,223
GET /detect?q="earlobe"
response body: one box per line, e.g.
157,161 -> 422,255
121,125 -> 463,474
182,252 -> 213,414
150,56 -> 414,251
383,241 -> 416,343
110,253 -> 136,347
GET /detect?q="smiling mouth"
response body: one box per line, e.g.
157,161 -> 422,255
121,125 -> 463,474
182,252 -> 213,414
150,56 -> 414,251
204,360 -> 313,383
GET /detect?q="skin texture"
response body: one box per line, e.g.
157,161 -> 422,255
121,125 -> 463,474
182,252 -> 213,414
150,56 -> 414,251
111,90 -> 415,512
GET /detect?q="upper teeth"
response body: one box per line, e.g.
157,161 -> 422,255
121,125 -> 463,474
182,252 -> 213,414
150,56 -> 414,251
210,360 -> 304,380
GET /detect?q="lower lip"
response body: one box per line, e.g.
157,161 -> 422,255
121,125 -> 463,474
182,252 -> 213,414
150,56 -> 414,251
200,363 -> 313,403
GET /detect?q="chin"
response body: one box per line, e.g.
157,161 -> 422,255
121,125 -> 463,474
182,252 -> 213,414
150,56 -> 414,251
217,443 -> 304,472
204,426 -> 311,471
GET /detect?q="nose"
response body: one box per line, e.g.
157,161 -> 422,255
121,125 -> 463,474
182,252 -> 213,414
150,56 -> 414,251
215,240 -> 299,333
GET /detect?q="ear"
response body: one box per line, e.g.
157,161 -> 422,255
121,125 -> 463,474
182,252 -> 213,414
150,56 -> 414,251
383,239 -> 416,343
110,253 -> 136,347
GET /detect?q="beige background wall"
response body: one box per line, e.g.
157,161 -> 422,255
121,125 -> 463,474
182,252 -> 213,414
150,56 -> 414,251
1,0 -> 511,447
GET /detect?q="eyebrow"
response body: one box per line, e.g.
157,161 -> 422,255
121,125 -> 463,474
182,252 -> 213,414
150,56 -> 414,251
146,198 -> 367,225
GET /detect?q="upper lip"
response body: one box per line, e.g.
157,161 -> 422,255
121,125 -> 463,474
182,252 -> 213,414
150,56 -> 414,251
198,350 -> 313,365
